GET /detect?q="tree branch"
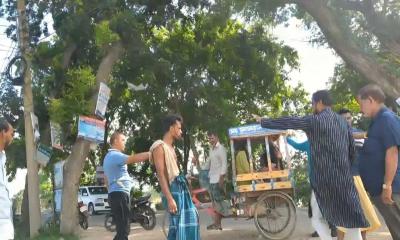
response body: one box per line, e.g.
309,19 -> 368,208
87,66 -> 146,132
62,43 -> 77,69
91,41 -> 125,107
295,0 -> 400,98
335,0 -> 365,12
335,0 -> 400,57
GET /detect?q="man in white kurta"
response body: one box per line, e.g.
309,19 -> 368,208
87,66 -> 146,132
0,118 -> 15,240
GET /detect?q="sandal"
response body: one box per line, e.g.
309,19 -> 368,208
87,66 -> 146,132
206,224 -> 222,230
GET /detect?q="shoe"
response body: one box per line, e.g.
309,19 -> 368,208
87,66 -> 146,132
207,224 -> 222,230
311,231 -> 319,237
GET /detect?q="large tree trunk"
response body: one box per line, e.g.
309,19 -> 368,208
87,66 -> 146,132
295,0 -> 400,98
59,139 -> 91,234
60,41 -> 124,234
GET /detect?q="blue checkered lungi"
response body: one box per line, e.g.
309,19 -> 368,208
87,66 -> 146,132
163,175 -> 200,240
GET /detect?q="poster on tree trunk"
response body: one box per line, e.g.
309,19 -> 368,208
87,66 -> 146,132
50,121 -> 63,150
54,189 -> 62,212
31,112 -> 40,144
95,82 -> 111,119
36,144 -> 52,166
77,116 -> 105,143
54,161 -> 65,189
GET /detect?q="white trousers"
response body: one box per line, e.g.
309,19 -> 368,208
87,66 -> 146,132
311,191 -> 362,240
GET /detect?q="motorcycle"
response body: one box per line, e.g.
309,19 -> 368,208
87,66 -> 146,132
78,201 -> 89,230
104,194 -> 156,232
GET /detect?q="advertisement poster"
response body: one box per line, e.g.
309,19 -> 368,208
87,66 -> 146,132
228,124 -> 284,138
36,144 -> 52,166
95,82 -> 111,119
31,112 -> 40,144
54,161 -> 65,190
77,116 -> 105,143
54,189 -> 62,212
50,121 -> 63,150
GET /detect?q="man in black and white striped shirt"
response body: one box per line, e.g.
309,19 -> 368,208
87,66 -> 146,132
254,90 -> 368,240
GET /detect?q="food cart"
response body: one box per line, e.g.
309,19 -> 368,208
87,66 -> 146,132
228,124 -> 296,239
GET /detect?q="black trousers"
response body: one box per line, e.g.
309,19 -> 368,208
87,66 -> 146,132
109,191 -> 130,240
371,194 -> 400,240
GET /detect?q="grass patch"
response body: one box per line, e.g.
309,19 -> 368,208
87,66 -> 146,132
14,221 -> 79,240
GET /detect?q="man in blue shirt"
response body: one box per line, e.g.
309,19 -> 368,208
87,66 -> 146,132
357,84 -> 400,240
338,108 -> 381,240
103,131 -> 150,240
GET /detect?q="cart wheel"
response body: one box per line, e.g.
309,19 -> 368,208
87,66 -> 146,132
254,191 -> 296,240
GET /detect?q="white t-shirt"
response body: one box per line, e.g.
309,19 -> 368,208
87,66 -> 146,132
207,143 -> 227,184
0,151 -> 14,239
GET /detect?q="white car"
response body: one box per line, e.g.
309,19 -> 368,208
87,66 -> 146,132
78,186 -> 110,215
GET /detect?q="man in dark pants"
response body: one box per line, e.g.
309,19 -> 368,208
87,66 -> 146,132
357,84 -> 400,240
103,131 -> 150,240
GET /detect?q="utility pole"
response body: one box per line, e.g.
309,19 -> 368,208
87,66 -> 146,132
17,0 -> 41,237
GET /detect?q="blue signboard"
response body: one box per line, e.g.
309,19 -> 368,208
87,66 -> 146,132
78,116 -> 105,143
228,124 -> 285,138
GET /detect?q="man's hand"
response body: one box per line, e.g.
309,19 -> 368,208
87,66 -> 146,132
381,187 -> 394,205
192,156 -> 198,165
252,114 -> 261,123
286,130 -> 296,137
127,151 -> 150,164
218,175 -> 224,189
167,197 -> 178,214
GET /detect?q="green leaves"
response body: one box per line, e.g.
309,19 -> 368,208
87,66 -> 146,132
95,21 -> 120,49
49,67 -> 96,125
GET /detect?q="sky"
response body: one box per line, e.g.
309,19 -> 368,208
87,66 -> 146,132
0,16 -> 341,197
272,18 -> 341,94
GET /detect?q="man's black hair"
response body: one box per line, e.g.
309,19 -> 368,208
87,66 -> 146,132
337,108 -> 351,115
312,90 -> 333,106
162,114 -> 183,135
358,84 -> 386,103
110,131 -> 124,145
0,118 -> 11,132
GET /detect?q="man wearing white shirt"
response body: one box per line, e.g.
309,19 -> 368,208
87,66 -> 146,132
206,132 -> 230,230
0,118 -> 15,240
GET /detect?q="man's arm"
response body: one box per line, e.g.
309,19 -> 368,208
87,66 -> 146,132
126,152 -> 150,164
347,126 -> 356,164
385,146 -> 398,186
259,115 -> 312,132
352,131 -> 367,139
381,115 -> 400,204
153,146 -> 177,213
382,146 -> 398,204
219,147 -> 228,188
0,162 -> 11,219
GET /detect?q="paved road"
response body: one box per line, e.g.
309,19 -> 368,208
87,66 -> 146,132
79,208 -> 392,240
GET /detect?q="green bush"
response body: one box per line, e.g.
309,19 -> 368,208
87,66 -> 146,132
291,152 -> 311,208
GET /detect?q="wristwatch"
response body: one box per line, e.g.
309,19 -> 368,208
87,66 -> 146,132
382,184 -> 392,190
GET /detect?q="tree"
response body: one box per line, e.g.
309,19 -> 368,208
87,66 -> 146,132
2,0 -> 223,235
108,13 -> 309,177
1,0 -> 309,235
229,0 -> 400,98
